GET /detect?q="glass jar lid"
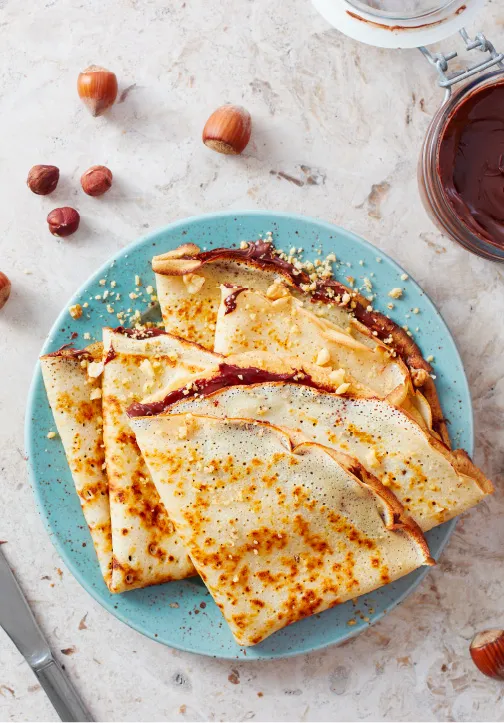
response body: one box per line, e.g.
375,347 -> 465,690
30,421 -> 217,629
312,0 -> 485,48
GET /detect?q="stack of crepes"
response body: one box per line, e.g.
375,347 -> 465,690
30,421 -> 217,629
41,240 -> 493,646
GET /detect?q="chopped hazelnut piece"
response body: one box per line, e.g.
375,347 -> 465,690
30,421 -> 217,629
266,281 -> 289,300
182,273 -> 205,294
335,382 -> 350,395
315,348 -> 331,366
69,303 -> 83,319
87,361 -> 104,378
388,288 -> 403,299
329,368 -> 345,387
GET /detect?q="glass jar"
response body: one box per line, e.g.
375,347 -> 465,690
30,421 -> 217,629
419,70 -> 504,261
313,0 -> 504,260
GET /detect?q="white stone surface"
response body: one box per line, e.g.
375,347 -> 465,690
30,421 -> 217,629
1,1 -> 504,720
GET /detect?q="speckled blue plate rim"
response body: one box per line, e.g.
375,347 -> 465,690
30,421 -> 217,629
24,210 -> 473,660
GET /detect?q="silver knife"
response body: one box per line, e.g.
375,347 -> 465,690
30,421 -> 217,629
0,546 -> 93,722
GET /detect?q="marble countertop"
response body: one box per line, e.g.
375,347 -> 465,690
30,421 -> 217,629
1,1 -> 504,720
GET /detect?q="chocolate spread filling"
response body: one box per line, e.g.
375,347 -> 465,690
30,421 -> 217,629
112,326 -> 168,339
104,346 -> 117,365
194,239 -> 298,277
45,344 -> 88,358
222,285 -> 247,314
438,80 -> 504,248
127,363 -> 331,417
103,326 -> 169,364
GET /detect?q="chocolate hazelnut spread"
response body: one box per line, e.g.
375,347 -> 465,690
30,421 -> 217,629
126,363 -> 331,417
222,285 -> 246,314
438,80 -> 504,248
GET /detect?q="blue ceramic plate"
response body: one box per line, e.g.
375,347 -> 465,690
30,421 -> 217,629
26,211 -> 472,660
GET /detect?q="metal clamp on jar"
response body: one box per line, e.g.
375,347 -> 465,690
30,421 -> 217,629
312,0 -> 504,261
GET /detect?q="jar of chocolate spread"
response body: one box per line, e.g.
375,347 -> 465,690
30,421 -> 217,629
420,68 -> 504,260
313,0 -> 504,260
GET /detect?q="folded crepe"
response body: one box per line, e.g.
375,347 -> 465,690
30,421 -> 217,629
214,285 -> 436,431
152,240 -> 448,445
101,327 -> 220,592
130,413 -> 433,646
149,375 -> 493,532
40,345 -> 113,586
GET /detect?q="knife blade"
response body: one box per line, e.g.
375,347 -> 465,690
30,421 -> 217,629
0,546 -> 93,722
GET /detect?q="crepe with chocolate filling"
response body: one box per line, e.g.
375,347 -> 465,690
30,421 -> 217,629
130,413 -> 433,646
40,344 -> 113,587
214,285 -> 435,432
101,327 -> 221,592
152,240 -> 448,445
151,378 -> 493,532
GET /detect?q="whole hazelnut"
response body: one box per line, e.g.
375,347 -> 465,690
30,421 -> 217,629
0,272 -> 11,310
81,165 -> 113,196
77,66 -> 118,117
27,165 -> 60,195
470,630 -> 504,680
202,105 -> 252,155
47,207 -> 80,237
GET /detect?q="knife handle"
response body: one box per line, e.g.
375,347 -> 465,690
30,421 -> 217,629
35,657 -> 93,722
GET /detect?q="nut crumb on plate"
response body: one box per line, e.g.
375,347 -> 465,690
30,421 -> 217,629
69,304 -> 83,319
388,288 -> 403,299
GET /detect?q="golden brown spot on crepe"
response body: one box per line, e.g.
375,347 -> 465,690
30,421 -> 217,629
305,555 -> 325,572
346,423 -> 378,447
256,569 -> 283,584
117,430 -> 138,447
251,598 -> 265,608
56,391 -> 74,413
280,588 -> 324,624
292,515 -> 332,554
78,482 -> 103,502
231,613 -> 249,630
111,556 -> 124,571
103,394 -> 122,416
248,527 -> 289,553
380,566 -> 391,584
73,401 -> 96,424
